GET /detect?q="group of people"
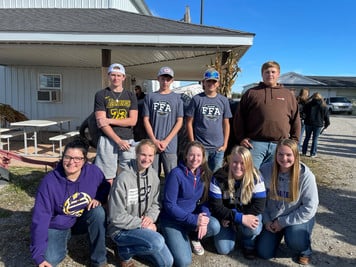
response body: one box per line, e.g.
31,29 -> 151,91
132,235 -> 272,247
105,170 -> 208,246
30,61 -> 319,267
297,88 -> 330,157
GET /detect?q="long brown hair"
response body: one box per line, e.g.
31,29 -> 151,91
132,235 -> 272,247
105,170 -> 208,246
227,146 -> 261,204
270,139 -> 300,202
311,92 -> 327,107
297,88 -> 309,104
183,141 -> 212,202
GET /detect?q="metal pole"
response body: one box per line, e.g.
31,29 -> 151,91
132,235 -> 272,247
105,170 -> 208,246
200,0 -> 204,24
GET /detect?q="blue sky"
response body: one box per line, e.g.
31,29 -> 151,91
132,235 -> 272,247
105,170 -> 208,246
145,0 -> 356,93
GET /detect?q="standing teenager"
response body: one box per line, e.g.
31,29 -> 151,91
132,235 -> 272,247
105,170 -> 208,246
94,63 -> 138,185
143,67 -> 184,178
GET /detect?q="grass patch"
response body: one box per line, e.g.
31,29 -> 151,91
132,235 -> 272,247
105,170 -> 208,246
0,167 -> 45,213
301,157 -> 334,186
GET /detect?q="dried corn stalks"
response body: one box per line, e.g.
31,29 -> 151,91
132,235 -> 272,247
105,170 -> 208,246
208,51 -> 241,98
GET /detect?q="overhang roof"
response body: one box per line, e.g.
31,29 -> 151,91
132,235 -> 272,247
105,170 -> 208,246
0,8 -> 255,80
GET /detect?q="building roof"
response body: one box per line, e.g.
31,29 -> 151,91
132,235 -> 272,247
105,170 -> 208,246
0,8 -> 255,80
279,72 -> 356,88
0,8 -> 251,35
306,76 -> 356,88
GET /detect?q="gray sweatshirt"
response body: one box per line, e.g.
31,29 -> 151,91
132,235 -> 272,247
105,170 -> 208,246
107,159 -> 161,238
260,162 -> 319,228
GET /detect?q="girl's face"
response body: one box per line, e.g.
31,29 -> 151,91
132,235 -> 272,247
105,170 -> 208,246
186,145 -> 203,172
62,148 -> 85,178
230,153 -> 245,180
276,145 -> 295,173
137,144 -> 155,172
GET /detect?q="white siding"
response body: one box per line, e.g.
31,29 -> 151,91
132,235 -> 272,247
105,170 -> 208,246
0,0 -> 139,13
0,66 -> 102,129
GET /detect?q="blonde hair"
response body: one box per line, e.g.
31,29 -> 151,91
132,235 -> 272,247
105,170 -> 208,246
184,141 -> 212,202
297,88 -> 309,103
261,61 -> 280,74
135,139 -> 157,155
270,139 -> 300,202
311,92 -> 327,107
227,146 -> 261,204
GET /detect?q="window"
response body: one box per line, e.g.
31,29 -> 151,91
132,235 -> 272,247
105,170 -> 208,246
37,74 -> 62,102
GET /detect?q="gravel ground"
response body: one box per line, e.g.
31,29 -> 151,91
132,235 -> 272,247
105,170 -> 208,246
0,115 -> 355,267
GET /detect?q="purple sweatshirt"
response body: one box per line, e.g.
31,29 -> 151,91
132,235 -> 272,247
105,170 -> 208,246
30,162 -> 110,265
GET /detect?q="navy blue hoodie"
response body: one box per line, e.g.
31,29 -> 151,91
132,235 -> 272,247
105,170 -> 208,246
161,161 -> 210,227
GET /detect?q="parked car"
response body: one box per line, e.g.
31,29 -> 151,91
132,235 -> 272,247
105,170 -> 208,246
325,97 -> 353,114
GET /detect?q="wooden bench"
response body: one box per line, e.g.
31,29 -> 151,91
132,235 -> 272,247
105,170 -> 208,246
49,131 -> 79,155
0,129 -> 26,151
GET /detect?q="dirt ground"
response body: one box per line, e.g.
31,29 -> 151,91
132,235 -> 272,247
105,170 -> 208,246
0,115 -> 355,267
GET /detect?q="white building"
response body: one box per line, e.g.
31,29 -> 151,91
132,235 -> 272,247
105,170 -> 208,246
0,0 -> 255,129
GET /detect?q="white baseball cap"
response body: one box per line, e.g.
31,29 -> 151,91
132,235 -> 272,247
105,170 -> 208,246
108,63 -> 126,75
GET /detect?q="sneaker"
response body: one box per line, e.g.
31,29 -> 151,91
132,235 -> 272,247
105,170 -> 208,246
310,154 -> 317,158
191,240 -> 204,255
242,248 -> 256,260
298,255 -> 310,265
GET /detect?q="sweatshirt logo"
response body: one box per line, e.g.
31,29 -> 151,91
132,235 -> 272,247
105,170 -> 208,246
63,192 -> 92,217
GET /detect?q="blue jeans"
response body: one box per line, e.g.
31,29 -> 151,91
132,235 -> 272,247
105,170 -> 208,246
45,206 -> 107,267
214,214 -> 263,254
298,120 -> 305,150
153,152 -> 177,177
160,216 -> 220,267
256,217 -> 315,259
249,140 -> 277,169
206,149 -> 225,173
111,228 -> 173,267
302,125 -> 322,156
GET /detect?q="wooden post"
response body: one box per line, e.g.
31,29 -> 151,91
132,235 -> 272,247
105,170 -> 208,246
101,49 -> 111,88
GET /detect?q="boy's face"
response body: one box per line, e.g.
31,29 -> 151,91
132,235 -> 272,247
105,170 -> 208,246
203,79 -> 219,94
158,74 -> 173,90
262,66 -> 280,87
109,72 -> 125,87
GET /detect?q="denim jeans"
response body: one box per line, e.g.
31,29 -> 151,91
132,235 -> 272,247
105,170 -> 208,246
153,152 -> 177,177
214,214 -> 263,254
302,125 -> 322,156
206,149 -> 225,173
160,216 -> 220,267
249,140 -> 277,169
112,228 -> 173,267
256,217 -> 315,259
45,206 -> 107,267
298,120 -> 305,150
